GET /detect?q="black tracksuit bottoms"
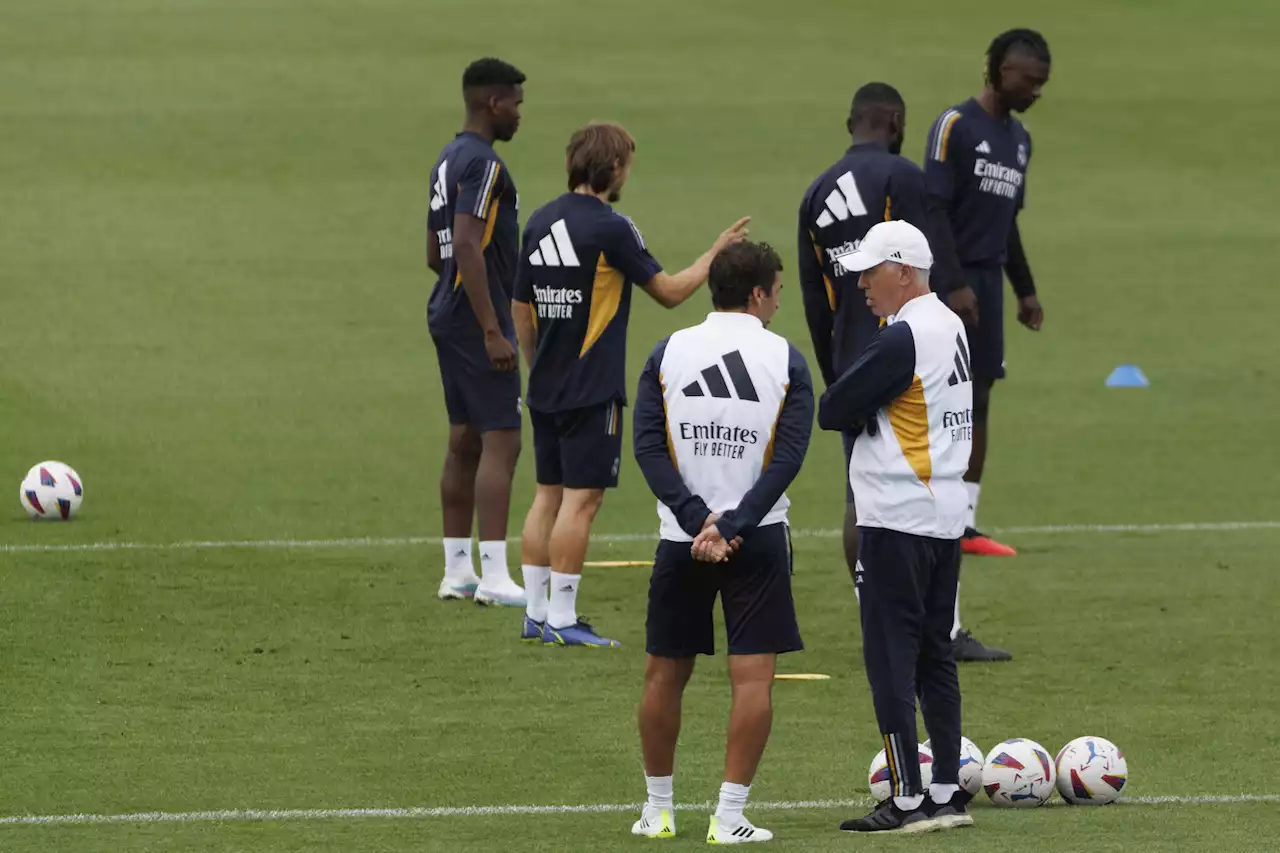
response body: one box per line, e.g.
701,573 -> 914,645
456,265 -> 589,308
856,525 -> 963,798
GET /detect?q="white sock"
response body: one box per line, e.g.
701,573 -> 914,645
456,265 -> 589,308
523,565 -> 550,622
930,783 -> 959,805
951,583 -> 962,640
715,781 -> 750,826
965,482 -> 981,529
547,571 -> 580,629
894,793 -> 924,810
478,540 -> 512,583
442,538 -> 473,580
646,775 -> 674,811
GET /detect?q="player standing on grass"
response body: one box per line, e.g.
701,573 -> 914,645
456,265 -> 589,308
798,82 -> 929,592
923,28 -> 1050,661
427,58 -> 528,608
817,221 -> 972,835
513,123 -> 750,648
631,241 -> 812,843
924,29 -> 1050,557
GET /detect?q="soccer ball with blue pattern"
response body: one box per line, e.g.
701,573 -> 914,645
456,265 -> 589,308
923,736 -> 985,795
1056,736 -> 1127,805
982,738 -> 1056,807
867,743 -> 932,802
19,461 -> 84,520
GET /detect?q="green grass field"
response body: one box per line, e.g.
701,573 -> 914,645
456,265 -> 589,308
2,0 -> 1279,850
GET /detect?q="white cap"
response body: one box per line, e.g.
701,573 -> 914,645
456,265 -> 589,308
836,220 -> 933,273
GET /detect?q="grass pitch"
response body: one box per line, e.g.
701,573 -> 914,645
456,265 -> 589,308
2,0 -> 1278,850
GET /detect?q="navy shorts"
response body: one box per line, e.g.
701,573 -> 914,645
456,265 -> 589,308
432,335 -> 522,432
963,265 -> 1005,380
646,523 -> 803,658
530,400 -> 624,490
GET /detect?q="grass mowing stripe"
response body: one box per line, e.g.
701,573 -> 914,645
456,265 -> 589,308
3,794 -> 1278,827
2,521 -> 1280,555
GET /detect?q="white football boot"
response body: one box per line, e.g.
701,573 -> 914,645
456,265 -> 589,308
474,576 -> 527,607
706,815 -> 773,844
631,803 -> 676,838
437,573 -> 480,601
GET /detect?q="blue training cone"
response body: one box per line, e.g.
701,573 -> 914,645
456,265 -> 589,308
1105,364 -> 1149,388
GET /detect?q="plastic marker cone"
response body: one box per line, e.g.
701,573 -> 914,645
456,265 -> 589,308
1105,364 -> 1149,388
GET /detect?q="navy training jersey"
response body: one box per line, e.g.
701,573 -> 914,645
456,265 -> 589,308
797,142 -> 929,386
924,99 -> 1031,267
514,193 -> 664,413
426,131 -> 519,340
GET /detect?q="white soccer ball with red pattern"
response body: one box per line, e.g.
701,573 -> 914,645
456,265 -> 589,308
19,461 -> 84,520
1056,736 -> 1128,805
982,738 -> 1056,807
868,743 -> 933,802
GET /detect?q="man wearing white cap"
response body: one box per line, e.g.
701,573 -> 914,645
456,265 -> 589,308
817,220 -> 973,834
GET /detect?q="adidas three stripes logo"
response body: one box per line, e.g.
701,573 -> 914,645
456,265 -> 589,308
681,350 -> 759,401
947,333 -> 973,386
429,161 -> 448,212
814,171 -> 869,228
528,219 -> 580,267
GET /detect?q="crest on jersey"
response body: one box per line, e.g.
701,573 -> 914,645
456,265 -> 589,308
1017,144 -> 1028,167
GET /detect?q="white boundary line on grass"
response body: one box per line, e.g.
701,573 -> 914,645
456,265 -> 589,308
2,520 -> 1279,555
2,794 -> 1277,827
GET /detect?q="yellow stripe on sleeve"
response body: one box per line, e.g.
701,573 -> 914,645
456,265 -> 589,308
937,113 -> 962,162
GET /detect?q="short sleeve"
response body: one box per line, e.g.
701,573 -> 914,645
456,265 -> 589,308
605,216 -> 664,285
455,156 -> 503,220
923,110 -> 964,201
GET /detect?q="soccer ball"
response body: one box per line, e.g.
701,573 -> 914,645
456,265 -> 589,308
1056,736 -> 1127,805
982,738 -> 1056,807
923,736 -> 985,795
19,461 -> 84,520
868,743 -> 933,802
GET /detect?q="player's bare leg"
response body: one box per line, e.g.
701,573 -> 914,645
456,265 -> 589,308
544,487 -> 617,646
707,653 -> 776,842
472,428 -> 525,607
843,502 -> 860,585
437,424 -> 482,600
441,424 -> 481,537
518,484 -> 561,639
632,654 -> 695,837
639,655 -> 696,774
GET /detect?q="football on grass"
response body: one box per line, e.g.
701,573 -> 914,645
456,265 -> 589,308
19,461 -> 84,520
1056,736 -> 1128,805
983,738 -> 1056,807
